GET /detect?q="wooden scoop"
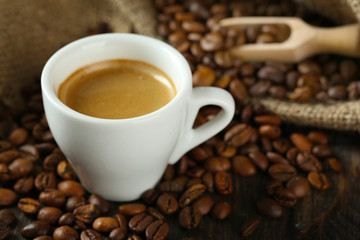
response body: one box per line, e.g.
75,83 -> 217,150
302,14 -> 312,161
219,17 -> 360,62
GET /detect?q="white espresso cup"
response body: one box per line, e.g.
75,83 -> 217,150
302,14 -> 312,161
41,33 -> 235,201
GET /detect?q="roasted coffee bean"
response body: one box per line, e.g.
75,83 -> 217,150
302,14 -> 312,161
157,179 -> 185,193
268,163 -> 297,182
202,171 -> 214,192
307,131 -> 329,145
200,32 -> 223,52
58,213 -> 75,226
21,220 -> 51,238
129,212 -> 154,234
224,124 -> 256,147
37,207 -> 63,225
145,220 -> 170,240
115,213 -> 128,232
156,193 -> 179,215
274,188 -> 297,207
257,66 -> 285,84
182,20 -> 206,33
57,160 -> 77,180
215,141 -> 237,158
65,195 -> 86,212
127,234 -> 142,240
35,171 -> 57,191
308,172 -> 330,190
80,229 -> 102,240
39,189 -> 66,207
325,158 -> 342,172
286,176 -> 310,198
258,125 -> 281,139
0,209 -> 16,226
0,149 -> 20,164
296,151 -> 322,172
0,188 -> 17,206
9,127 -> 28,146
109,227 -> 127,240
74,220 -> 88,231
268,85 -> 287,99
254,115 -> 282,126
229,78 -> 249,103
289,86 -> 312,102
240,218 -> 261,237
179,183 -> 206,207
21,113 -> 40,130
214,171 -> 233,195
211,201 -> 231,220
73,204 -> 100,224
53,226 -> 79,240
93,217 -> 118,233
193,65 -> 216,86
14,175 -> 34,194
142,189 -> 159,205
204,156 -> 231,172
249,79 -> 272,97
232,155 -> 257,176
187,167 -> 205,178
147,207 -> 165,221
266,152 -> 289,164
89,194 -> 111,214
272,138 -> 291,154
19,144 -> 40,162
0,163 -> 10,182
312,144 -> 333,158
18,197 -> 41,214
192,196 -> 214,216
8,158 -> 34,179
327,85 -> 347,100
266,179 -> 283,196
58,180 -> 86,196
256,198 -> 283,218
290,133 -> 312,151
286,147 -> 299,165
179,206 -> 202,229
119,203 -> 146,216
43,153 -> 65,171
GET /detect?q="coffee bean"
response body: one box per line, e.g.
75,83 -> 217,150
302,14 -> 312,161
289,86 -> 312,102
80,229 -> 102,240
57,160 -> 77,180
240,218 -> 261,237
109,227 -> 127,240
127,234 -> 142,240
19,144 -> 40,162
115,213 -> 128,232
211,201 -> 231,220
256,198 -> 283,218
89,194 -> 111,214
65,195 -> 86,212
308,172 -> 330,190
0,188 -> 17,206
8,158 -> 34,179
296,151 -> 322,172
224,124 -> 256,147
0,209 -> 16,226
14,175 -> 34,194
39,189 -> 66,207
156,193 -> 179,215
18,197 -> 41,214
145,220 -> 170,240
249,79 -> 272,97
43,153 -> 65,171
325,158 -> 342,172
286,147 -> 298,165
74,220 -> 87,232
312,144 -> 333,158
266,179 -> 283,196
129,212 -> 154,234
157,179 -> 185,194
21,220 -> 51,239
328,85 -> 347,100
307,131 -> 329,145
93,217 -> 118,233
254,115 -> 282,126
286,176 -> 310,198
147,207 -> 165,222
73,204 -> 100,224
204,157 -> 231,172
268,163 -> 297,182
266,152 -> 289,164
202,171 -> 214,192
258,125 -> 281,139
192,196 -> 214,215
0,149 -> 20,164
232,155 -> 257,176
229,78 -> 249,103
272,138 -> 291,154
58,180 -> 86,197
214,171 -> 233,195
58,213 -> 75,226
215,141 -> 237,158
274,188 -> 297,207
290,133 -> 312,151
37,207 -> 63,225
53,226 -> 79,240
257,66 -> 285,84
119,203 -> 146,217
179,183 -> 206,207
193,65 -> 216,86
9,127 -> 28,146
142,189 -> 160,206
179,206 -> 202,229
35,171 -> 57,191
200,32 -> 223,52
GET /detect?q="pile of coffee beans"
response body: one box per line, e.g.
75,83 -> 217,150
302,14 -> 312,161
0,1 -> 348,239
155,0 -> 360,102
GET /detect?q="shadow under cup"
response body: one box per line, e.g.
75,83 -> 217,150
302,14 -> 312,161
41,33 -> 193,201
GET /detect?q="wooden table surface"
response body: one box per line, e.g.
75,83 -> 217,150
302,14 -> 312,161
8,124 -> 360,240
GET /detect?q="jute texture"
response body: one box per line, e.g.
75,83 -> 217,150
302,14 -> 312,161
0,0 -> 359,131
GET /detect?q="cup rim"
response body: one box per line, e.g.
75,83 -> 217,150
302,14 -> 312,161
41,33 -> 192,123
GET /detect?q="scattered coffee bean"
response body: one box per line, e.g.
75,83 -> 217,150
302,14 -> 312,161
240,218 -> 261,237
308,172 -> 330,190
179,206 -> 202,229
256,198 -> 283,218
21,220 -> 51,239
80,229 -> 102,240
92,217 -> 118,233
53,225 -> 79,240
119,203 -> 146,216
18,197 -> 41,214
211,201 -> 231,220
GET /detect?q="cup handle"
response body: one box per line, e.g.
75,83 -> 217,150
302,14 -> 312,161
168,87 -> 235,164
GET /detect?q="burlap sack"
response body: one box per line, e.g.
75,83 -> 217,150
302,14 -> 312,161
0,0 -> 158,109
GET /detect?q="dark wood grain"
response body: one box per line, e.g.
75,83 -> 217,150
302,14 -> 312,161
6,125 -> 360,240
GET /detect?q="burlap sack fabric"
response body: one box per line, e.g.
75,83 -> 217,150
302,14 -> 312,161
0,0 -> 359,131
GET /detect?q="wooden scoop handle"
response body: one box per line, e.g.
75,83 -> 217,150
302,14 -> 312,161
313,24 -> 360,57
